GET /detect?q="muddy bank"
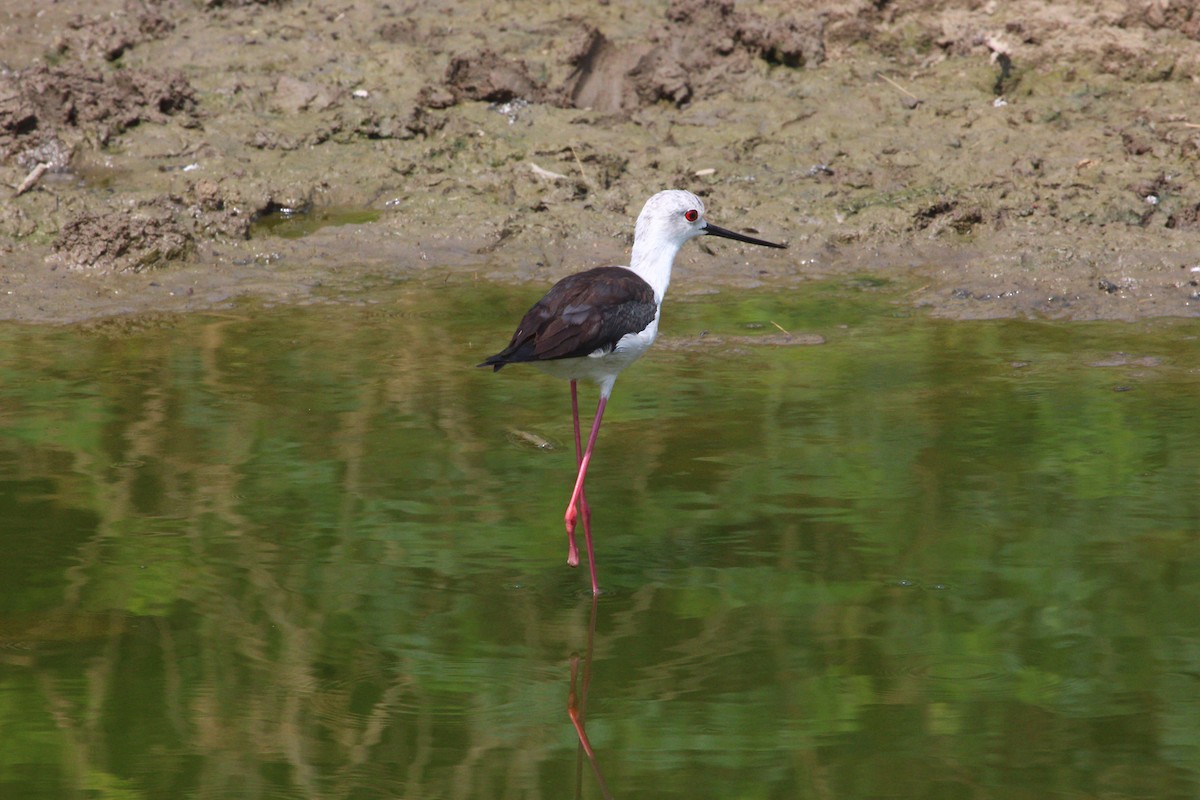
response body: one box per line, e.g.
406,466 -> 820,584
2,0 -> 1200,323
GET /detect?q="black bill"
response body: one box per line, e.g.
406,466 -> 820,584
703,222 -> 787,249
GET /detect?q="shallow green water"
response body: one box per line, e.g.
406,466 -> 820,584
250,205 -> 383,239
1,278 -> 1198,799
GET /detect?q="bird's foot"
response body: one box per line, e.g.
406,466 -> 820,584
565,512 -> 580,567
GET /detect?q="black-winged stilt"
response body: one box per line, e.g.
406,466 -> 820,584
480,189 -> 786,595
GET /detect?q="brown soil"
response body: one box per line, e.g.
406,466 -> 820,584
3,0 -> 1200,323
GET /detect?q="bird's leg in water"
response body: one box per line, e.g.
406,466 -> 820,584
566,380 -> 591,568
565,392 -> 607,595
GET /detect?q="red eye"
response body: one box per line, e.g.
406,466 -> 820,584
684,209 -> 699,222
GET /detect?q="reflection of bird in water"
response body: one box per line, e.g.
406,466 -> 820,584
481,190 -> 786,595
568,595 -> 612,800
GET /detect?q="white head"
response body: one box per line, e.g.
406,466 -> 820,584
634,189 -> 710,250
629,189 -> 786,302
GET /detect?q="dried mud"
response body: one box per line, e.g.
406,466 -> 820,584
3,0 -> 1200,323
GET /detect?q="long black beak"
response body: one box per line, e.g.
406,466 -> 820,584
703,222 -> 787,249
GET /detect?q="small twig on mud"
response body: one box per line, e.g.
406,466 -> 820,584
769,320 -> 792,336
15,162 -> 49,196
529,162 -> 568,181
570,145 -> 592,188
876,72 -> 919,101
1182,122 -> 1200,129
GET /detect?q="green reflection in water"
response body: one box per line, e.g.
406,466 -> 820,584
0,278 -> 1198,799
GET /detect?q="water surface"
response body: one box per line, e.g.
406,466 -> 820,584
1,278 -> 1198,799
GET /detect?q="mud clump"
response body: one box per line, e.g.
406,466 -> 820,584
430,0 -> 823,115
0,64 -> 196,164
271,76 -> 342,115
565,0 -> 824,112
444,50 -> 547,104
56,6 -> 175,62
345,105 -> 443,141
913,200 -> 986,236
559,28 -> 639,113
182,177 -> 327,242
663,0 -> 824,69
52,209 -> 193,273
180,180 -> 255,241
1121,1 -> 1200,39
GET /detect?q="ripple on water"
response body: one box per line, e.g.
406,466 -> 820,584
917,658 -> 1005,684
870,654 -> 1013,705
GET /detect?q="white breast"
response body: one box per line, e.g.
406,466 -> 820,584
534,308 -> 661,396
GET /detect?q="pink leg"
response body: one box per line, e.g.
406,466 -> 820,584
564,394 -> 607,596
565,381 -> 591,569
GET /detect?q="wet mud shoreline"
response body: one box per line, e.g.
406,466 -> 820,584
3,0 -> 1200,324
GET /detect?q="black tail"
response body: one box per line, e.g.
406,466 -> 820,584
477,355 -> 507,372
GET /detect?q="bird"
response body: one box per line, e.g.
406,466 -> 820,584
479,189 -> 786,595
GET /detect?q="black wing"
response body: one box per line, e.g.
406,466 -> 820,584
478,267 -> 657,371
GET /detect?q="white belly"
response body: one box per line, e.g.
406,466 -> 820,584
534,315 -> 659,396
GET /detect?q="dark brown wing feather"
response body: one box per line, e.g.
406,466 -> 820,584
478,267 -> 657,371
